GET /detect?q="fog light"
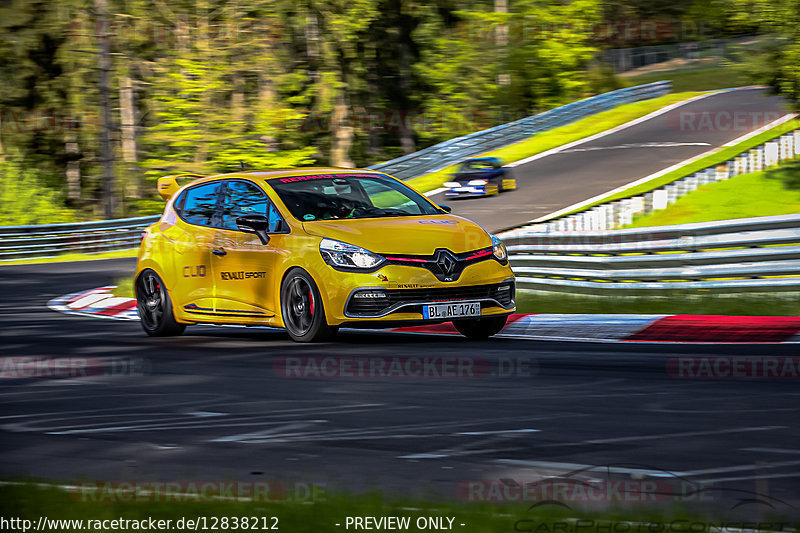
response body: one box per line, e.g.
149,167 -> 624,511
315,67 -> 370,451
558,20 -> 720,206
354,290 -> 387,299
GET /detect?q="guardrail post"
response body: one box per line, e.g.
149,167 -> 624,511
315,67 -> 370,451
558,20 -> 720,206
795,130 -> 800,156
715,163 -> 730,181
631,196 -> 645,218
735,155 -> 747,176
752,147 -> 764,172
604,204 -> 615,229
652,189 -> 668,210
643,192 -> 654,214
765,141 -> 779,167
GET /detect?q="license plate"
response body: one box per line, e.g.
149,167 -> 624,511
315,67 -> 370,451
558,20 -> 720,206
454,187 -> 470,192
423,302 -> 481,319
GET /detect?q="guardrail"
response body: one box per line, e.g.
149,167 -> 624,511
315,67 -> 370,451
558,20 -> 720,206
0,216 -> 159,261
0,82 -> 671,261
369,81 -> 671,180
499,214 -> 800,293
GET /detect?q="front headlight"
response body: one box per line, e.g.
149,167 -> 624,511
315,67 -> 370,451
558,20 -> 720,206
490,234 -> 508,261
468,179 -> 487,186
320,238 -> 385,269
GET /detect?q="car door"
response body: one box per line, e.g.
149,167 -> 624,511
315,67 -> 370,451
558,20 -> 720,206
210,179 -> 289,321
169,181 -> 223,316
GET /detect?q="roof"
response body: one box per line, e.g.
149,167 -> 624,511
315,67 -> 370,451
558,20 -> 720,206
462,156 -> 501,162
207,167 -> 384,180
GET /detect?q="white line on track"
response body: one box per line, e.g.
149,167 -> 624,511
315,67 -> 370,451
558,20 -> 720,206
555,425 -> 787,446
560,141 -> 710,153
740,447 -> 800,455
505,91 -> 724,168
700,471 -> 800,483
422,92 -> 725,199
526,111 -> 798,223
677,459 -> 800,477
495,459 -> 690,478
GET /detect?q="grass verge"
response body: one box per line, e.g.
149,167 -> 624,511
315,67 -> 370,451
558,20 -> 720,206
623,160 -> 800,227
515,290 -> 800,316
405,91 -> 704,194
0,481 -> 740,533
0,249 -> 138,267
622,65 -> 747,93
111,276 -> 135,298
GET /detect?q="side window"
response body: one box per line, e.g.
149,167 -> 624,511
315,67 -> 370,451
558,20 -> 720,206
267,202 -> 285,233
219,180 -> 287,233
180,182 -> 222,227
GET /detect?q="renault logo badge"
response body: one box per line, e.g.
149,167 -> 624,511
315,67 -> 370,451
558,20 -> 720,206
435,250 -> 457,275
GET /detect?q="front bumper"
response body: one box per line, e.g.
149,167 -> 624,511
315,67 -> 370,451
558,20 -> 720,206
344,280 -> 515,318
444,184 -> 497,197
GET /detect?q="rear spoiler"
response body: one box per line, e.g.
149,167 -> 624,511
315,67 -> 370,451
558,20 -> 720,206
157,174 -> 206,201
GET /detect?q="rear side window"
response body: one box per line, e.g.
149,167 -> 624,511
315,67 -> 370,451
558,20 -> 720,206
179,182 -> 222,227
219,180 -> 286,232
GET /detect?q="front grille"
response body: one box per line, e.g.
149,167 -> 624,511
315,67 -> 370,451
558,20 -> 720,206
345,281 -> 514,317
384,247 -> 500,282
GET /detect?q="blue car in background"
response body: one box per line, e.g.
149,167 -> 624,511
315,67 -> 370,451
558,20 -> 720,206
444,157 -> 516,198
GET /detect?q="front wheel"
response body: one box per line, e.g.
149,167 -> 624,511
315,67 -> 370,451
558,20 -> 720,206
136,269 -> 186,337
453,315 -> 507,340
280,268 -> 337,342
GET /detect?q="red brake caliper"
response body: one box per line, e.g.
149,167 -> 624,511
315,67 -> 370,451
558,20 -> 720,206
308,291 -> 314,315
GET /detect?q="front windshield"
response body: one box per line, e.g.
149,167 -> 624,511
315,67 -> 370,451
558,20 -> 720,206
266,173 -> 443,221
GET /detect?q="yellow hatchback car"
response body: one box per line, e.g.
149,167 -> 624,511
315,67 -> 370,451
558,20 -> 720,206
135,168 -> 515,342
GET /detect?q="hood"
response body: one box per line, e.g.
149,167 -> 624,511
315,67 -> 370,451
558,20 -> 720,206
302,215 -> 492,255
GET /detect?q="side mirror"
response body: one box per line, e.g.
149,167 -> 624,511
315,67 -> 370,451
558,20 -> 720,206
438,204 -> 452,213
236,214 -> 270,245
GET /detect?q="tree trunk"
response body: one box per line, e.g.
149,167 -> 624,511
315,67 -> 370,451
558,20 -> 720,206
258,73 -> 278,150
95,0 -> 116,218
65,136 -> 81,201
232,72 -> 245,123
119,73 -> 139,198
330,92 -> 354,168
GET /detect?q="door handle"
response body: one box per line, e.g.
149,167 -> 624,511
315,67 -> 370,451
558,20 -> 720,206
212,249 -> 227,256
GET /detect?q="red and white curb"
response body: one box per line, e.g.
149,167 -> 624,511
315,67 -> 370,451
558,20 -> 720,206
48,287 -> 800,343
48,286 -> 138,321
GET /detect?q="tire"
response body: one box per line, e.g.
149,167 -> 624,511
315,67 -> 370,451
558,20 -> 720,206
280,268 -> 337,342
453,315 -> 508,340
136,269 -> 186,337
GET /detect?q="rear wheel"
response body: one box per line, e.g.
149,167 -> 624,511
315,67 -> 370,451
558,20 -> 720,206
280,268 -> 337,342
453,315 -> 507,340
136,269 -> 185,337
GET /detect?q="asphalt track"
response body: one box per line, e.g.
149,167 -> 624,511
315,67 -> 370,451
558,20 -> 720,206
2,259 -> 800,517
436,88 -> 792,231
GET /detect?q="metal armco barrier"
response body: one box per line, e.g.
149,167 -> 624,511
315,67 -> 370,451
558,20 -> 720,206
0,215 -> 159,260
499,214 -> 800,293
369,81 -> 672,180
0,82 -> 671,261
